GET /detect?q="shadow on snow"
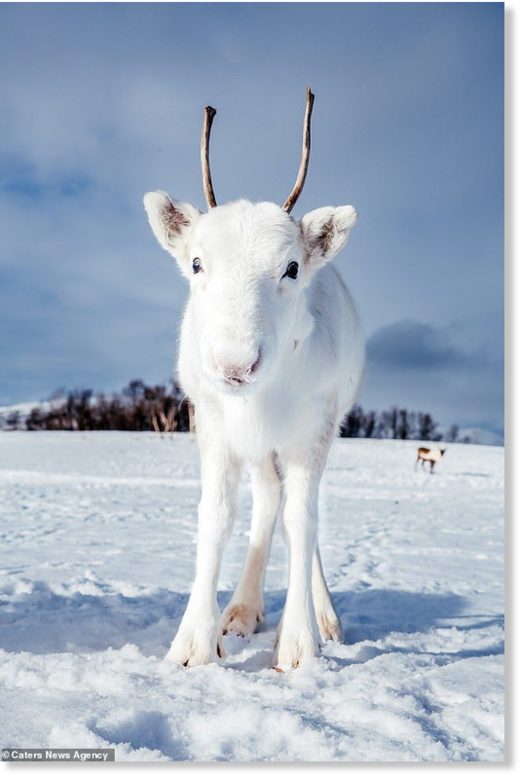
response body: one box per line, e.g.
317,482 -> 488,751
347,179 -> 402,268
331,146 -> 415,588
0,583 -> 504,664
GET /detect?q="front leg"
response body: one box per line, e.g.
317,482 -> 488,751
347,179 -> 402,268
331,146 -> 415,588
274,459 -> 321,668
274,411 -> 338,668
166,429 -> 240,666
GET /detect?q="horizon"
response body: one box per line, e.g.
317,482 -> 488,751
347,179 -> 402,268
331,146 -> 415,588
0,377 -> 502,446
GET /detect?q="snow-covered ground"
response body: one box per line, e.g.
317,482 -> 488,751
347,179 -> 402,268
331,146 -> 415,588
0,432 -> 504,762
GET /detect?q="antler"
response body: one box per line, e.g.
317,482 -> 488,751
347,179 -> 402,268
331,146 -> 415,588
283,87 -> 315,213
201,105 -> 217,208
200,89 -> 314,211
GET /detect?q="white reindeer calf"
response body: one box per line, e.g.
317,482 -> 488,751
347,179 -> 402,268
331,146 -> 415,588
415,446 -> 446,473
144,89 -> 364,668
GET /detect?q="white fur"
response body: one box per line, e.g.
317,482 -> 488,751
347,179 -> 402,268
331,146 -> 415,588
144,194 -> 364,668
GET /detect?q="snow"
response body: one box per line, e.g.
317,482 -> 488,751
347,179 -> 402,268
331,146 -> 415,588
0,432 -> 504,762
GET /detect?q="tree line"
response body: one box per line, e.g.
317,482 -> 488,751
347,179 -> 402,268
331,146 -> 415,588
339,405 -> 462,442
1,381 -> 191,433
0,379 -> 465,442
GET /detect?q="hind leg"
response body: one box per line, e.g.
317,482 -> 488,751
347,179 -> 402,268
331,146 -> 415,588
221,454 -> 281,637
312,544 -> 343,642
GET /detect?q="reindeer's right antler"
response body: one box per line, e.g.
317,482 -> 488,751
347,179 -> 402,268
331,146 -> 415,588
282,87 -> 315,213
201,105 -> 218,209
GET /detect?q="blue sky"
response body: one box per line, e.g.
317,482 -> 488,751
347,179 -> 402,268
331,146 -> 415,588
0,2 -> 504,437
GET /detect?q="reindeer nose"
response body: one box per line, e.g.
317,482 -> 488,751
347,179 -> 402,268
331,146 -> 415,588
215,349 -> 261,386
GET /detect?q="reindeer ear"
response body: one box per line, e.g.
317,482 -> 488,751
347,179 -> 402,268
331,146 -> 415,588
300,205 -> 357,269
143,191 -> 201,276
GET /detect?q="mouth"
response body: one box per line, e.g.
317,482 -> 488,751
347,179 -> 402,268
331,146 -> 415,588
212,377 -> 258,397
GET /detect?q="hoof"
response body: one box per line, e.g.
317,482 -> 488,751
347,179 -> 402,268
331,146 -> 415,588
221,602 -> 263,638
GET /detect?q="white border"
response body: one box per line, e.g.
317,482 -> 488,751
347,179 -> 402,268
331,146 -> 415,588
0,1 -> 511,773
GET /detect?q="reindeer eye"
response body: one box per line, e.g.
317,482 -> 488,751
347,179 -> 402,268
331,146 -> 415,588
192,258 -> 203,274
283,261 -> 299,280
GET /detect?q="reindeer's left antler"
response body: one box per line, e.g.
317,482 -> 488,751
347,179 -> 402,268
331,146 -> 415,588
201,105 -> 218,209
282,87 -> 315,213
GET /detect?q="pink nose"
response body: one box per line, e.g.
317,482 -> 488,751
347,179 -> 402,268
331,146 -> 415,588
217,350 -> 261,385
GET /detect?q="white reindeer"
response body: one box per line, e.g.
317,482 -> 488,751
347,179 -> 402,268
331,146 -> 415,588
143,89 -> 364,668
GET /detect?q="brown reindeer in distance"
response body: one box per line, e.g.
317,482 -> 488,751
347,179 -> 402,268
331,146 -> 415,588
415,447 -> 446,473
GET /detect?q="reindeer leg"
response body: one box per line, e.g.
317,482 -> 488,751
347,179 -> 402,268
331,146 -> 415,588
312,543 -> 343,642
221,454 -> 281,637
274,412 -> 336,668
166,416 -> 241,666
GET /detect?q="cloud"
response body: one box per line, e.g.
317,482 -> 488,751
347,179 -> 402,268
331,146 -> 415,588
360,319 -> 503,436
366,320 -> 478,371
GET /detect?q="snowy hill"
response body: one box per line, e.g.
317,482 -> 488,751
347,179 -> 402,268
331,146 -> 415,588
455,426 -> 504,446
0,433 -> 504,761
0,401 -> 45,421
0,400 -> 57,429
